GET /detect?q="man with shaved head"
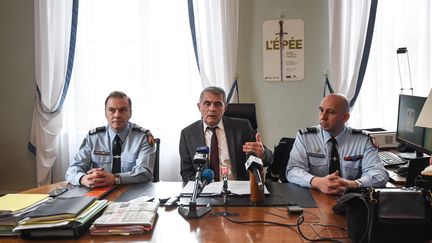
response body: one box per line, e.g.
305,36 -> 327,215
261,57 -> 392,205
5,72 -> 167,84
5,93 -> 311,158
286,94 -> 389,195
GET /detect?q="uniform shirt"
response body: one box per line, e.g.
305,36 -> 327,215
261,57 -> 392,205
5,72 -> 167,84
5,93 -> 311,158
65,122 -> 156,185
286,125 -> 389,188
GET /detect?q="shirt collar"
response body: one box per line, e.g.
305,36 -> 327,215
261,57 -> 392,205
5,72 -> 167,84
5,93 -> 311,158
202,119 -> 225,133
108,122 -> 130,142
322,126 -> 348,143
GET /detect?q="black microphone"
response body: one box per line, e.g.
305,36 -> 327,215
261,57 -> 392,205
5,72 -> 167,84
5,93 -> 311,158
193,146 -> 209,165
179,146 -> 212,219
191,146 -> 209,201
222,175 -> 229,205
245,152 -> 264,192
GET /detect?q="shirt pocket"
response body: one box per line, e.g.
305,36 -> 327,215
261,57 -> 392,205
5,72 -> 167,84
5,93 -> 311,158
308,153 -> 327,174
343,160 -> 361,180
121,153 -> 137,171
91,154 -> 111,169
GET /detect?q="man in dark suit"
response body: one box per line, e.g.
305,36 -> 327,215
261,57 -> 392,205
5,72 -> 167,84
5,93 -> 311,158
179,86 -> 273,182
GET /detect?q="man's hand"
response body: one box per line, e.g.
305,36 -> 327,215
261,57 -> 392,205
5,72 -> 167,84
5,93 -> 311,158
242,133 -> 265,158
80,168 -> 116,188
310,171 -> 359,195
310,171 -> 345,195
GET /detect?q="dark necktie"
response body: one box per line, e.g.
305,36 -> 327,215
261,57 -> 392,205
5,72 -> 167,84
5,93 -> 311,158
112,134 -> 122,174
329,137 -> 340,174
208,126 -> 220,181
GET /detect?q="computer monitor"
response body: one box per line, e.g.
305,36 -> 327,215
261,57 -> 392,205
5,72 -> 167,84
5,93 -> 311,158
423,128 -> 432,155
396,94 -> 427,158
224,103 -> 258,131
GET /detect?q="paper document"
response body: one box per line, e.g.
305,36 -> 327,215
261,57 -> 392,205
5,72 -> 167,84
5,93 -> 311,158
180,180 -> 270,196
0,194 -> 49,213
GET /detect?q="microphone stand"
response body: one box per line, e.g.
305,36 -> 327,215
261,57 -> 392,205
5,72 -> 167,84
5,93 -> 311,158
178,164 -> 212,219
213,176 -> 238,217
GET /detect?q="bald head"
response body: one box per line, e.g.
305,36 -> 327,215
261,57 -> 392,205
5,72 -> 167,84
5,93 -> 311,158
324,94 -> 350,113
319,93 -> 350,136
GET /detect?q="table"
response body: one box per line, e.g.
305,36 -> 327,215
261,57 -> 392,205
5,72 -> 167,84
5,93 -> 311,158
0,181 -> 348,242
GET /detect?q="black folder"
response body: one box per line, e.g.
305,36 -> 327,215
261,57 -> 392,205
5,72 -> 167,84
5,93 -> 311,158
19,208 -> 104,239
24,197 -> 95,223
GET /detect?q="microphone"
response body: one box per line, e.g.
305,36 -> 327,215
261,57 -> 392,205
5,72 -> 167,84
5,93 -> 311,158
178,146 -> 212,219
193,146 -> 209,165
222,175 -> 229,205
191,146 -> 209,202
202,169 -> 214,187
197,169 -> 214,196
245,152 -> 264,192
245,152 -> 265,203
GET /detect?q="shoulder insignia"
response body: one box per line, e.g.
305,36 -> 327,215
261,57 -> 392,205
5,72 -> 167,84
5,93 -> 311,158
352,129 -> 379,148
132,125 -> 154,145
132,124 -> 149,133
298,127 -> 318,135
89,126 -> 106,135
352,129 -> 369,136
370,136 -> 379,148
79,138 -> 86,149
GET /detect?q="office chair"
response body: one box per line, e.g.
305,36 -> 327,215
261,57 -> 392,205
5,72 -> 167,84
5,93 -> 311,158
266,137 -> 295,183
153,138 -> 160,182
224,103 -> 258,131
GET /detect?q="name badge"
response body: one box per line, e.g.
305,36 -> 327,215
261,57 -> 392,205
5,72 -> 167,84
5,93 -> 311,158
94,150 -> 110,155
307,152 -> 325,158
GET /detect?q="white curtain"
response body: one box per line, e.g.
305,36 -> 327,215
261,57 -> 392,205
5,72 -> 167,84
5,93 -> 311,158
350,0 -> 432,130
327,0 -> 373,102
60,0 -> 202,182
192,0 -> 239,101
30,0 -> 75,186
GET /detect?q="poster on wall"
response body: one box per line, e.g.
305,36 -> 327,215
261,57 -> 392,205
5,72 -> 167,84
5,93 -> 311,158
263,19 -> 304,82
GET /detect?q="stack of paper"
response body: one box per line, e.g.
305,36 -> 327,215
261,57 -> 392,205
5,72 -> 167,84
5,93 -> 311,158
180,180 -> 270,196
90,201 -> 159,235
13,197 -> 108,239
0,194 -> 49,236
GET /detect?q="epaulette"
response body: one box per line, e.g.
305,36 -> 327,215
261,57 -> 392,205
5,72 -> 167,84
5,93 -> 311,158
132,124 -> 150,134
352,129 -> 379,148
89,126 -> 106,135
133,125 -> 155,145
298,127 -> 318,135
352,129 -> 369,136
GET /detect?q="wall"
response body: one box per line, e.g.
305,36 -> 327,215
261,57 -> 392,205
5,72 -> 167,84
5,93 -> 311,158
0,0 -> 329,191
238,0 -> 329,147
0,0 -> 37,193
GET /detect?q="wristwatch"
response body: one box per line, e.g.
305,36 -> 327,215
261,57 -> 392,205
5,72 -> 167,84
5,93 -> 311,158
114,174 -> 121,185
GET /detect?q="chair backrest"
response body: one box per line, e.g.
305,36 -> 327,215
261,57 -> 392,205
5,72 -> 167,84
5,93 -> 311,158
224,103 -> 258,131
266,137 -> 295,183
153,138 -> 160,182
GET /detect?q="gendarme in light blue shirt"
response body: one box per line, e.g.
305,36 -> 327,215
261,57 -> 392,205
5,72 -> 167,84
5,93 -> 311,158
65,122 -> 156,185
286,125 -> 389,188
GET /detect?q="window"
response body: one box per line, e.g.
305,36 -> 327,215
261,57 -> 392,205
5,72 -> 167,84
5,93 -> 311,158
350,0 -> 432,130
60,0 -> 202,182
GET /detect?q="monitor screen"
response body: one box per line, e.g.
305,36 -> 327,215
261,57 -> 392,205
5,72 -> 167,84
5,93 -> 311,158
396,94 -> 426,155
423,128 -> 432,154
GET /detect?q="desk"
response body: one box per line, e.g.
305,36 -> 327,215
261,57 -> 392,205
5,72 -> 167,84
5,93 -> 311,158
0,182 -> 348,242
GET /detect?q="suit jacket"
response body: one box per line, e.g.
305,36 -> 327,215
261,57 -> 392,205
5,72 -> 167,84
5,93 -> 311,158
179,116 -> 273,181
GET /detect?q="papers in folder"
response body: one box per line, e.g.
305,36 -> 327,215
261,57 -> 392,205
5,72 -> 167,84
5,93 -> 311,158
180,180 -> 270,196
0,194 -> 49,213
